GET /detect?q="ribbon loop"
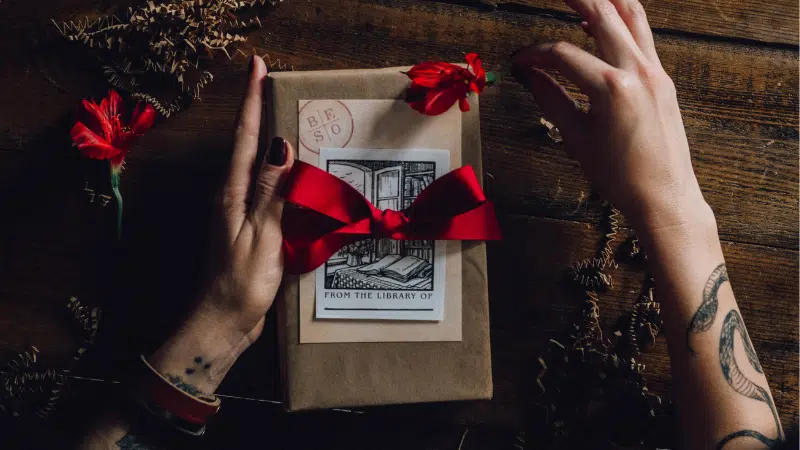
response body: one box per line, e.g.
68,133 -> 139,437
281,161 -> 501,274
372,209 -> 409,239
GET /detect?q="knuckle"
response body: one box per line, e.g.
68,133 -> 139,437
638,63 -> 674,92
234,122 -> 259,141
602,69 -> 633,92
255,173 -> 280,197
628,0 -> 647,19
220,191 -> 239,215
594,0 -> 618,18
549,41 -> 574,58
637,64 -> 661,84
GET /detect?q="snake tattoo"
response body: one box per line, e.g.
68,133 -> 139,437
686,264 -> 784,449
686,263 -> 728,354
715,309 -> 784,449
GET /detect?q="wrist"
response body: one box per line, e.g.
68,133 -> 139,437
635,198 -> 724,316
148,303 -> 260,395
637,199 -> 720,265
633,193 -> 717,245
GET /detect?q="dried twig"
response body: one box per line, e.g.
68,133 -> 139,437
53,0 -> 286,117
568,205 -> 621,289
0,297 -> 102,419
532,205 -> 665,449
540,117 -> 563,143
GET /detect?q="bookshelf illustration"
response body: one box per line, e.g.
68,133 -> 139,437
324,159 -> 436,290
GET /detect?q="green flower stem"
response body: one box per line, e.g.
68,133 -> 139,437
110,164 -> 123,239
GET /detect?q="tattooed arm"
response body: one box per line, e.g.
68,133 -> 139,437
80,55 -> 296,449
80,307 -> 262,450
511,0 -> 783,448
643,210 -> 783,449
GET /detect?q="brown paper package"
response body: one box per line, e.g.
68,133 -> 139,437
267,67 -> 492,411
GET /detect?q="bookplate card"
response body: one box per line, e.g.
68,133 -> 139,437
315,147 -> 449,321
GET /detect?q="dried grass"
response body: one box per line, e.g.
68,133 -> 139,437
53,0 -> 286,117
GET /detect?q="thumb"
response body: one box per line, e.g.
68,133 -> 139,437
249,137 -> 295,230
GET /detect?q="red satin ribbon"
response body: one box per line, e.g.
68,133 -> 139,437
281,161 -> 502,274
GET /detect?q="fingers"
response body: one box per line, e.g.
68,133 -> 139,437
512,42 -> 613,97
580,21 -> 592,37
223,55 -> 268,235
515,67 -> 584,141
607,0 -> 660,64
249,137 -> 295,231
564,0 -> 644,68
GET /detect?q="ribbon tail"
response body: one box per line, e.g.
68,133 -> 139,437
457,201 -> 501,240
410,201 -> 502,240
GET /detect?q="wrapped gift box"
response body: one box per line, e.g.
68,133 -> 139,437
267,67 -> 492,411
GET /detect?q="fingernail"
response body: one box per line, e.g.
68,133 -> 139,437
267,137 -> 287,166
248,55 -> 256,73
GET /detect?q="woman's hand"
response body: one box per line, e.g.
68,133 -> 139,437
148,55 -> 295,395
512,5 -> 786,449
201,54 -> 295,341
511,0 -> 710,232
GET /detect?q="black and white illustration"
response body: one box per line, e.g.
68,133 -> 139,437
316,148 -> 449,321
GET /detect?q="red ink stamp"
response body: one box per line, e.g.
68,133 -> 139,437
299,100 -> 354,154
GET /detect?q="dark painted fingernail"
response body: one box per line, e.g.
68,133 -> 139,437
267,137 -> 287,166
248,55 -> 256,73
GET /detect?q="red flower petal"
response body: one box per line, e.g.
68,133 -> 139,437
423,87 -> 464,116
70,122 -> 123,161
465,53 -> 484,77
104,90 -> 123,123
465,53 -> 486,93
80,99 -> 114,141
458,97 -> 471,112
405,83 -> 429,103
405,53 -> 489,116
407,61 -> 463,88
130,103 -> 157,134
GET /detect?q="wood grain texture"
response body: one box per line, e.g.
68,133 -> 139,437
0,0 -> 796,445
486,214 -> 798,432
474,0 -> 800,46
9,212 -> 796,448
1,0 -> 796,249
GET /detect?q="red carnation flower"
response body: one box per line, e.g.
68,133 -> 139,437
71,89 -> 156,169
70,90 -> 156,237
405,53 -> 496,116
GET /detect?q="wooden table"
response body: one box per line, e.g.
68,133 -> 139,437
0,0 -> 797,448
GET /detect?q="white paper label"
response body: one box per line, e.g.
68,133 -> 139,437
314,148 -> 450,321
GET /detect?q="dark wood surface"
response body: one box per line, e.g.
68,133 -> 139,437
0,0 -> 797,448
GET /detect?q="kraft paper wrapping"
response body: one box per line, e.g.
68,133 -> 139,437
267,67 -> 492,411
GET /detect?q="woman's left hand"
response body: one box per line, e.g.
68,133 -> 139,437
149,55 -> 295,395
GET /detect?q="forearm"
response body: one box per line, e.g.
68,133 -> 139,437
80,303 -> 258,450
638,203 -> 783,449
81,55 -> 287,450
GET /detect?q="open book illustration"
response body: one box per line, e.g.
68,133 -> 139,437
357,255 -> 433,286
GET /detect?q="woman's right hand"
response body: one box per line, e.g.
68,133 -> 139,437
511,0 -> 711,232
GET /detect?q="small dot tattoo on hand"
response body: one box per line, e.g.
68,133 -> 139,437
185,356 -> 211,375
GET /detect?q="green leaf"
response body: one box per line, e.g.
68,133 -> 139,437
485,71 -> 504,86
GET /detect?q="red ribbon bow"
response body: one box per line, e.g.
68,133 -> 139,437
281,161 -> 502,274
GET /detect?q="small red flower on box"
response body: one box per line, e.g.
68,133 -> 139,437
70,89 -> 156,237
404,53 -> 500,116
